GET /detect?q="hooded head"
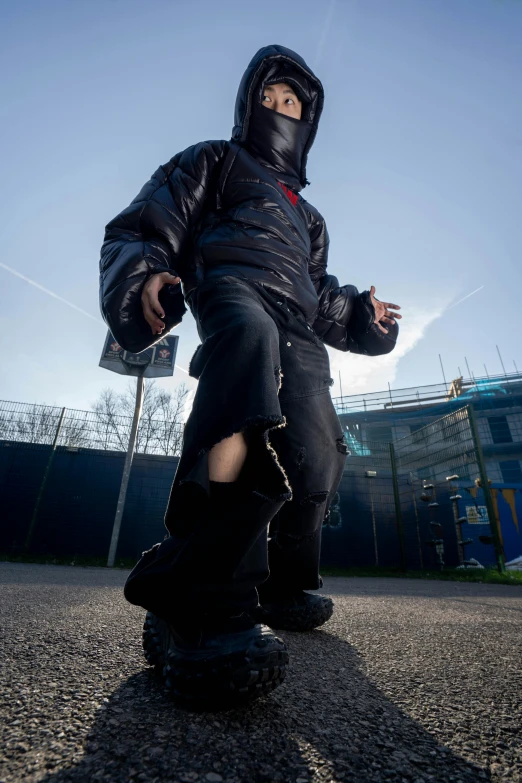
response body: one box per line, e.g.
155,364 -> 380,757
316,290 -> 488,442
231,45 -> 324,192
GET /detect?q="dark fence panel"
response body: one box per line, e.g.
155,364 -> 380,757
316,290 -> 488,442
0,441 -> 179,561
1,400 -> 516,570
117,453 -> 179,559
321,440 -> 401,569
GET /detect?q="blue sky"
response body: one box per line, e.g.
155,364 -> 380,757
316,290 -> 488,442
1,0 -> 521,413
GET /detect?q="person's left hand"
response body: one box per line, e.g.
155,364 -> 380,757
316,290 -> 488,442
369,286 -> 402,334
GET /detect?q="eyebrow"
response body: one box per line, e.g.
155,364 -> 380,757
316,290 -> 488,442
264,86 -> 297,96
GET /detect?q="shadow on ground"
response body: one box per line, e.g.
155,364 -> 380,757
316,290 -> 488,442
38,629 -> 489,783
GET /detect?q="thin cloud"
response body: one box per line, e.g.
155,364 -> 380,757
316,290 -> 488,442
446,285 -> 484,310
0,262 -> 104,325
314,0 -> 336,69
0,262 -> 189,375
327,302 -> 447,398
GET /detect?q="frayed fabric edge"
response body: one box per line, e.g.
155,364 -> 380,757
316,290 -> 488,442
177,413 -> 293,504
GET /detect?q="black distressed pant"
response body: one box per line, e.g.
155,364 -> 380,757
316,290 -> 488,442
124,275 -> 348,622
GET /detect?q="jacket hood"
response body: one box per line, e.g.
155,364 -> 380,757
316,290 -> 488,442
231,44 -> 324,190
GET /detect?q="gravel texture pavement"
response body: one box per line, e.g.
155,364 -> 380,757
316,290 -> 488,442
1,563 -> 521,783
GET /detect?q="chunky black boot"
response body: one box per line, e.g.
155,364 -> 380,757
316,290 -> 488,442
253,589 -> 334,632
142,610 -> 288,710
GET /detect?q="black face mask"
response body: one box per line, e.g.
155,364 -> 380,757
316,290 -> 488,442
245,100 -> 312,192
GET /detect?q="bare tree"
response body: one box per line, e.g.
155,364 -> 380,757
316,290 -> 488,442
0,403 -> 92,448
148,382 -> 189,456
90,381 -> 189,455
91,388 -> 130,451
0,404 -> 62,446
57,411 -> 92,448
12,404 -> 61,445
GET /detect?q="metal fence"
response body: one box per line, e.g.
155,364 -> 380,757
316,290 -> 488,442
321,438 -> 401,569
0,398 -> 508,570
331,371 -> 522,414
392,406 -> 504,571
0,399 -> 185,455
321,405 -> 505,572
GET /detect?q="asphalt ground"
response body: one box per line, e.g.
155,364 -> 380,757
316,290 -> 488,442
1,563 -> 521,783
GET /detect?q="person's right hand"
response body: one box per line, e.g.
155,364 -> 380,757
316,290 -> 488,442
141,271 -> 181,335
369,286 -> 402,334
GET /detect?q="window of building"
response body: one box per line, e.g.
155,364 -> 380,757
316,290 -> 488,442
488,416 -> 513,444
499,460 -> 522,484
365,425 -> 393,444
409,424 -> 427,445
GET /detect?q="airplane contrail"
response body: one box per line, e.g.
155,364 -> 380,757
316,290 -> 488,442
314,0 -> 336,68
0,262 -> 104,324
0,261 -> 189,375
447,285 -> 484,310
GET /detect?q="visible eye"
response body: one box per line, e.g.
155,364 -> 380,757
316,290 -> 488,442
285,98 -> 295,105
262,95 -> 271,102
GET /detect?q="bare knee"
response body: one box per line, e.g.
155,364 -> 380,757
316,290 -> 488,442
208,432 -> 248,482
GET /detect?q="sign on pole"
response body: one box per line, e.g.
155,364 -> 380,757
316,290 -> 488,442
99,332 -> 179,378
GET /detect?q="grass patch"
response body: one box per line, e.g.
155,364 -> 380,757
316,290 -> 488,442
0,552 -> 136,569
2,554 -> 521,585
321,565 -> 522,585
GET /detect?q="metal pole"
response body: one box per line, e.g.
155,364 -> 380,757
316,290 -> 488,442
496,345 -> 507,377
450,490 -> 464,566
389,442 -> 406,570
339,370 -> 343,401
25,407 -> 67,550
439,354 -> 448,393
464,357 -> 472,381
410,472 -> 423,569
514,360 -> 519,375
484,364 -> 490,379
388,382 -> 393,409
107,374 -> 145,567
467,404 -> 505,573
369,477 -> 379,566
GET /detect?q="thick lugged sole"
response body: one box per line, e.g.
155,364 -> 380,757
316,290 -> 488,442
142,611 -> 169,669
143,612 -> 289,709
255,595 -> 334,631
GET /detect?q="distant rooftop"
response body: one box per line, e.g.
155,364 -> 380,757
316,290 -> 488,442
332,371 -> 522,416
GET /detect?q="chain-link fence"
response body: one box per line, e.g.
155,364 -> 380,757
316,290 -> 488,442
0,398 -> 510,570
0,399 -> 185,455
321,405 -> 506,572
0,399 -> 184,561
391,406 -> 503,571
321,439 -> 401,569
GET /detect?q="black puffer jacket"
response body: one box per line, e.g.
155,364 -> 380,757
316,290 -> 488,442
99,44 -> 399,356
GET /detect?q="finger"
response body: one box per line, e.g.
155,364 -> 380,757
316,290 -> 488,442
144,310 -> 164,334
383,302 -> 401,310
370,285 -> 376,298
385,310 -> 402,319
381,316 -> 396,325
142,296 -> 165,333
163,273 -> 181,285
375,322 -> 389,334
148,289 -> 165,320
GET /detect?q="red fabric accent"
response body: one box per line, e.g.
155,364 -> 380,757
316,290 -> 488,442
278,181 -> 298,206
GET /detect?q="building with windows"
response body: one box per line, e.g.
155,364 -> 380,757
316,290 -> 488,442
332,372 -> 522,484
317,372 -> 522,570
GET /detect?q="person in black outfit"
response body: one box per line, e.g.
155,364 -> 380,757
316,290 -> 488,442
99,44 -> 402,708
